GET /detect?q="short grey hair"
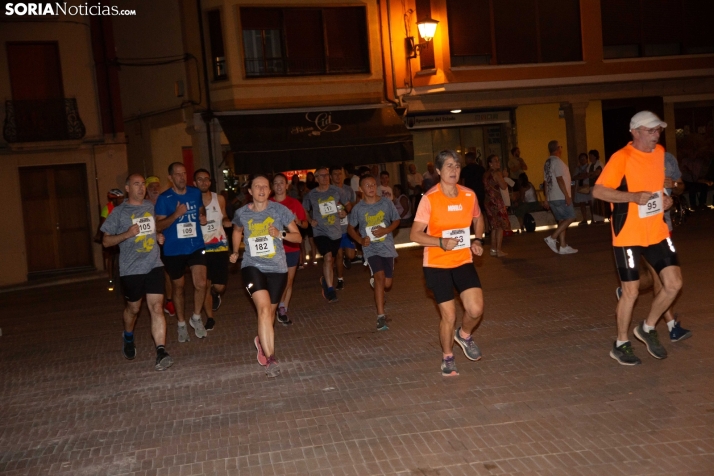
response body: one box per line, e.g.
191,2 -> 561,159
547,140 -> 559,154
434,150 -> 461,170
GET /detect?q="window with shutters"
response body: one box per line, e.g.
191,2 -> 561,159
240,6 -> 369,77
601,0 -> 714,59
446,0 -> 582,66
207,10 -> 227,80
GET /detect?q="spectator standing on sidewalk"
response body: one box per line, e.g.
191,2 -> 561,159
508,147 -> 528,181
543,140 -> 578,254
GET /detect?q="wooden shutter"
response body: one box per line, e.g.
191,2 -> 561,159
446,0 -> 491,57
284,8 -> 325,74
538,0 -> 582,62
493,0 -> 538,64
323,7 -> 369,73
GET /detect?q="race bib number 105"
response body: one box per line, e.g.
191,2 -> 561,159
132,216 -> 155,236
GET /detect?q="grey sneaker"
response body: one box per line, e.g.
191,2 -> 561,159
265,356 -> 281,378
190,316 -> 207,339
376,316 -> 388,331
441,356 -> 458,376
454,327 -> 482,361
178,324 -> 190,343
609,341 -> 641,366
155,348 -> 173,371
634,323 -> 667,359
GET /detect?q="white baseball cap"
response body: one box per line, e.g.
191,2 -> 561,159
630,111 -> 667,131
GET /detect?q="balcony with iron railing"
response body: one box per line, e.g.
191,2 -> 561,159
3,98 -> 86,143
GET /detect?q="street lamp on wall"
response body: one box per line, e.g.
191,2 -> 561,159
405,17 -> 439,58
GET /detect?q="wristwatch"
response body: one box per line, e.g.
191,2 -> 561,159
281,230 -> 287,239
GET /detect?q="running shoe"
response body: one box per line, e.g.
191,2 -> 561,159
205,318 -> 216,331
634,323 -> 668,359
615,287 -> 622,301
336,279 -> 345,291
377,316 -> 388,331
265,356 -> 281,378
544,236 -> 559,254
327,289 -> 339,303
441,356 -> 459,376
559,245 -> 578,254
155,348 -> 173,371
164,300 -> 176,316
454,327 -> 482,361
211,291 -> 221,312
351,256 -> 364,264
122,335 -> 136,360
343,254 -> 352,270
489,248 -> 498,256
277,307 -> 292,326
669,318 -> 692,342
254,336 -> 268,366
177,324 -> 190,343
190,316 -> 208,339
609,341 -> 641,366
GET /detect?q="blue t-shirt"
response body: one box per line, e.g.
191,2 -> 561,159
155,186 -> 205,256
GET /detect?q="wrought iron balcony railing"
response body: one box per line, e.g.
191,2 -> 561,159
3,98 -> 86,143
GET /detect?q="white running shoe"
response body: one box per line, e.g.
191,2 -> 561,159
544,236 -> 559,253
559,245 -> 578,254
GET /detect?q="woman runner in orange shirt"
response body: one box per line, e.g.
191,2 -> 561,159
410,150 -> 486,376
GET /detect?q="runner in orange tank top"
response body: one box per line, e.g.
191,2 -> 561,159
410,150 -> 486,377
593,111 -> 683,366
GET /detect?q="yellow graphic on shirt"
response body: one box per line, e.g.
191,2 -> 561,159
317,195 -> 337,225
132,211 -> 155,253
247,216 -> 276,258
364,210 -> 386,228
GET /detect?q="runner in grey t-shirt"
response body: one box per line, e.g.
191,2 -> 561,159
330,166 -> 357,290
100,174 -> 173,371
301,166 -> 347,303
347,174 -> 401,331
229,176 -> 302,378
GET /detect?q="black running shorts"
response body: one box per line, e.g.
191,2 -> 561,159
121,266 -> 165,302
313,235 -> 341,258
613,237 -> 679,282
205,250 -> 230,285
423,263 -> 482,304
163,248 -> 206,280
367,256 -> 394,279
241,266 -> 287,304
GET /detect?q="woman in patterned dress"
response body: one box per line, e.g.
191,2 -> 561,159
483,154 -> 510,257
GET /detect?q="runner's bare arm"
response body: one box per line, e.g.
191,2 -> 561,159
199,206 -> 207,226
103,224 -> 140,247
217,194 -> 232,228
229,226 -> 244,263
283,221 -> 302,244
592,184 -> 652,205
410,221 -> 457,250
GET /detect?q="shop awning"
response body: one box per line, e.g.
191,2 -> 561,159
216,105 -> 413,174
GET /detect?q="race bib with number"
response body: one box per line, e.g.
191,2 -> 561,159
638,191 -> 663,218
318,200 -> 337,216
248,235 -> 275,257
202,220 -> 217,233
132,216 -> 155,236
178,222 -> 197,238
442,227 -> 470,250
340,216 -> 349,226
366,222 -> 387,242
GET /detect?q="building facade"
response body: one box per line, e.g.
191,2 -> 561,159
0,16 -> 128,286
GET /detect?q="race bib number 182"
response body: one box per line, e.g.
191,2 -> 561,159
248,235 -> 275,257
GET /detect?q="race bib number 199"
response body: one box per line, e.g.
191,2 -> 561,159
248,236 -> 275,257
132,216 -> 155,236
178,222 -> 197,238
638,191 -> 663,218
442,227 -> 470,250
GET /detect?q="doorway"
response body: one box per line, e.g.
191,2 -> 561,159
19,164 -> 94,277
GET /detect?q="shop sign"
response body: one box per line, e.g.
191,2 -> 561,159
405,111 -> 510,129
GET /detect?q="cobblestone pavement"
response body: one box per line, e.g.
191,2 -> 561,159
2,212 -> 714,476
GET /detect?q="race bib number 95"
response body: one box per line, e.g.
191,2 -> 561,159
638,191 -> 663,218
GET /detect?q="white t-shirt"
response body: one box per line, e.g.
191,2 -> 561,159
350,175 -> 360,193
544,156 -> 571,201
407,172 -> 423,190
378,185 -> 393,200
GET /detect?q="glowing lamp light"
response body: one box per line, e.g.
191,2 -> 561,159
450,109 -> 462,114
416,18 -> 439,42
